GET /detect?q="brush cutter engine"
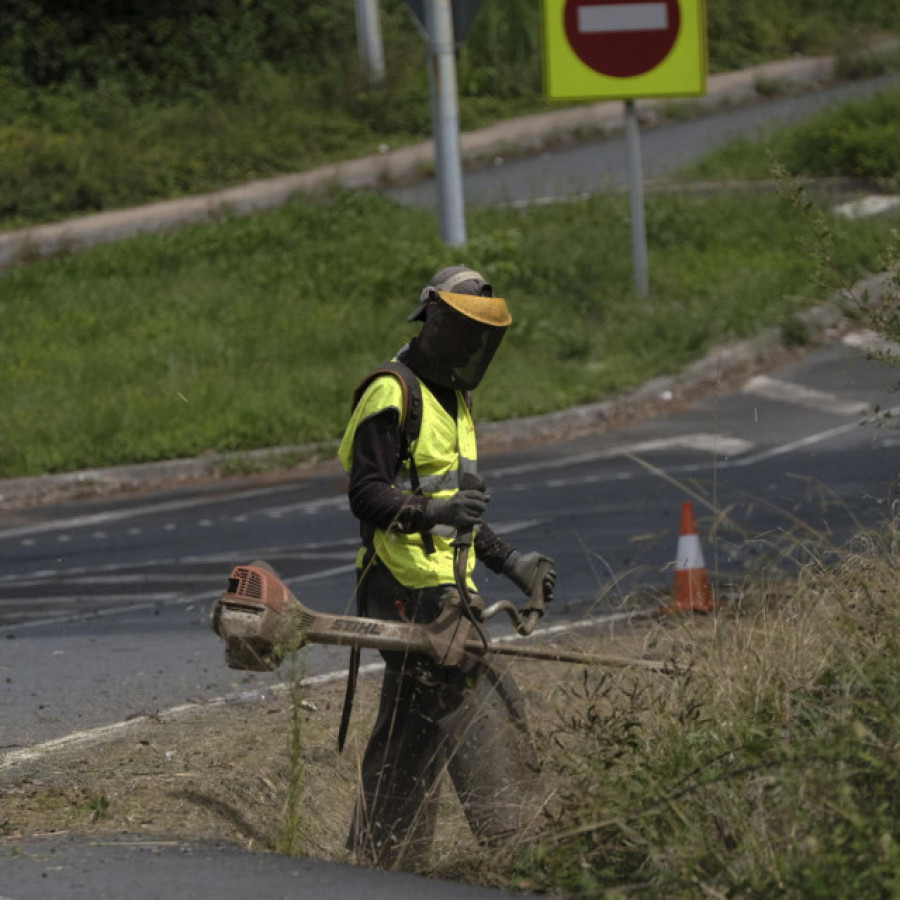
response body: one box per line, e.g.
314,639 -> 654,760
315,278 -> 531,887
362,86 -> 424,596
211,561 -> 314,669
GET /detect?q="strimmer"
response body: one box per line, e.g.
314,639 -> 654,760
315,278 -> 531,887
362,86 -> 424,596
210,560 -> 668,672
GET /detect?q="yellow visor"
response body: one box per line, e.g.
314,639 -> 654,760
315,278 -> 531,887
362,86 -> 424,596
437,291 -> 512,327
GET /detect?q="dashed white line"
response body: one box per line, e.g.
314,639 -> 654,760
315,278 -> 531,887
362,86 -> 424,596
489,433 -> 753,479
0,480 -> 314,541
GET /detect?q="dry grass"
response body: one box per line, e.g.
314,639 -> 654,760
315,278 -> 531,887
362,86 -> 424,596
0,618 -> 709,864
2,517 -> 898,896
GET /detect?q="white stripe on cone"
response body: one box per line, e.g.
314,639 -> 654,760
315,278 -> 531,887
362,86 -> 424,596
676,532 -> 706,571
661,500 -> 717,614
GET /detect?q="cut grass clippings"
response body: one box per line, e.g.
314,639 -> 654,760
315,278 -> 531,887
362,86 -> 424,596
0,187 -> 892,479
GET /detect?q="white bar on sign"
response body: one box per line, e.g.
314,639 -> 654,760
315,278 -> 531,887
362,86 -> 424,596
578,2 -> 668,33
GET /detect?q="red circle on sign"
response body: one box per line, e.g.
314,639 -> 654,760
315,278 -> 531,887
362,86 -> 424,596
564,0 -> 681,78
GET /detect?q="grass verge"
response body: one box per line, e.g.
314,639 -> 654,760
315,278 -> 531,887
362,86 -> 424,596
0,187 -> 893,479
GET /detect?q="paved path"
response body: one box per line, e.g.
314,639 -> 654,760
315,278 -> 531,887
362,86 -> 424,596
0,55 -> 841,271
1,834 -> 522,899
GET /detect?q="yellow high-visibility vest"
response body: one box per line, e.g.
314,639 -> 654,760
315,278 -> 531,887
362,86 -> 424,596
338,371 -> 478,589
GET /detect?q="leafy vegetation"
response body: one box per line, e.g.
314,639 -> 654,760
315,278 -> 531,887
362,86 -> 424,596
0,0 -> 898,228
513,517 -> 900,897
686,87 -> 900,181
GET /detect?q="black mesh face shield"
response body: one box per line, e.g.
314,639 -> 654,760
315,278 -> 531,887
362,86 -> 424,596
415,293 -> 511,391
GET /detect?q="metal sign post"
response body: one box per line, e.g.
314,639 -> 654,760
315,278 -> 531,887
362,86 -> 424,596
425,0 -> 466,247
403,0 -> 485,247
355,0 -> 385,85
624,100 -> 649,297
542,0 -> 708,297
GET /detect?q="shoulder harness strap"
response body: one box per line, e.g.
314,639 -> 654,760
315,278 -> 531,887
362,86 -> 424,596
351,360 -> 423,457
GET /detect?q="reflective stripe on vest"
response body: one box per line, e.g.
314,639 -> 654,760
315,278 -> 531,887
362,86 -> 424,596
338,372 -> 478,590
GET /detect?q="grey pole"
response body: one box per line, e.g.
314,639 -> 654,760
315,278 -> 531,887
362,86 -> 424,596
425,0 -> 467,246
355,0 -> 385,85
624,100 -> 649,297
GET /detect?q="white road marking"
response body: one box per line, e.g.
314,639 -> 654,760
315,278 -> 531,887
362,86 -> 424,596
0,480 -> 311,541
514,404 -> 900,490
833,195 -> 900,219
742,374 -> 870,416
6,572 -> 231,588
578,2 -> 668,33
489,433 -> 753,479
730,404 -> 900,466
0,520 -> 544,630
843,329 -> 900,358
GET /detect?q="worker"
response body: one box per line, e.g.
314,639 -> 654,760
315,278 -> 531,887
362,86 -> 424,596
337,265 -> 557,869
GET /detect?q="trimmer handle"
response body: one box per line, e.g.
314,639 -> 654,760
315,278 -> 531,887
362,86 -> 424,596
480,557 -> 554,637
453,472 -> 487,550
522,557 -> 554,619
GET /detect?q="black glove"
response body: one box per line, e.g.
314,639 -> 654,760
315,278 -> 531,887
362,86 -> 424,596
503,550 -> 556,603
425,489 -> 489,530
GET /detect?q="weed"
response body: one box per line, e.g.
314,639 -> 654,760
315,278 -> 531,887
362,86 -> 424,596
501,517 -> 900,897
277,652 -> 307,856
86,791 -> 110,822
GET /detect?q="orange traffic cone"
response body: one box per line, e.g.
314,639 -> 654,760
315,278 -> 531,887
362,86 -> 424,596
659,501 -> 718,614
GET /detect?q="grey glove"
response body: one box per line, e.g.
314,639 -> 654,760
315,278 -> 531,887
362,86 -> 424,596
425,489 -> 489,530
503,550 -> 556,603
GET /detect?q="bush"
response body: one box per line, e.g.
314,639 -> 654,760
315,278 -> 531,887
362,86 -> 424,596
780,89 -> 900,179
519,520 -> 900,897
0,0 -> 351,100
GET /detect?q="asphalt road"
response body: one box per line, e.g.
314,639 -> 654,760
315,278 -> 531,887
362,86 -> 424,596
2,74 -> 900,896
2,333 -> 898,747
386,73 -> 900,209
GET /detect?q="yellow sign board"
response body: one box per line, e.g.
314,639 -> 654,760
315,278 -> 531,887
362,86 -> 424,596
542,0 -> 707,100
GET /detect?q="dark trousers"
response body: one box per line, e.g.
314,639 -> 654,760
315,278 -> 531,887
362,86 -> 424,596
347,559 -> 545,869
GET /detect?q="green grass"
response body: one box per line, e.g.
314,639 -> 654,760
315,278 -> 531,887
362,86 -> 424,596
683,86 -> 900,181
0,186 -> 892,479
0,1 -> 897,230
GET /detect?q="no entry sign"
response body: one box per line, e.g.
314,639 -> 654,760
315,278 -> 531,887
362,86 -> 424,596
543,0 -> 707,100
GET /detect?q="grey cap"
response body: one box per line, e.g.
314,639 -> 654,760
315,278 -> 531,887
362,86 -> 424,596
408,265 -> 493,322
